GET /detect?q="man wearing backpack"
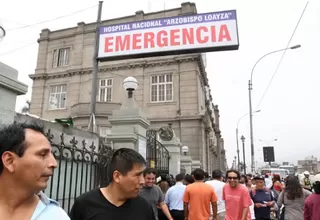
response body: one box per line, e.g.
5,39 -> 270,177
250,175 -> 275,220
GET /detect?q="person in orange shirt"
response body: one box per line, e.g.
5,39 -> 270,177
183,168 -> 218,220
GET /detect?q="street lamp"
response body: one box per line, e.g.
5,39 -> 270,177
248,44 -> 301,173
240,135 -> 246,175
236,110 -> 260,171
0,25 -> 5,41
123,76 -> 138,98
182,146 -> 189,156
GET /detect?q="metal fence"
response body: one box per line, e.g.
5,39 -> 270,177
146,129 -> 170,176
45,129 -> 113,213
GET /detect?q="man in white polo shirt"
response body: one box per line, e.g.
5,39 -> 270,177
206,170 -> 226,220
165,173 -> 186,220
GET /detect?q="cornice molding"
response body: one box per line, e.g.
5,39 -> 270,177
196,55 -> 209,86
29,54 -> 206,81
0,74 -> 28,95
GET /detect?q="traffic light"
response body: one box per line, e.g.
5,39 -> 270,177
263,146 -> 275,162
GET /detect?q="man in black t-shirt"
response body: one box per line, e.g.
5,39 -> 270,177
69,148 -> 155,220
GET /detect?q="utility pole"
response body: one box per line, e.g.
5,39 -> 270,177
248,45 -> 301,173
236,128 -> 240,171
241,135 -> 246,175
248,80 -> 255,173
88,1 -> 103,132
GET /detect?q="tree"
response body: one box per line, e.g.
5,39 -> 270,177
21,100 -> 31,113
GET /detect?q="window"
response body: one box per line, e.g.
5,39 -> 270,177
99,126 -> 111,137
53,48 -> 70,67
98,79 -> 113,102
49,84 -> 67,109
150,74 -> 173,102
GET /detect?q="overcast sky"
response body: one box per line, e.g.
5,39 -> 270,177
0,0 -> 319,169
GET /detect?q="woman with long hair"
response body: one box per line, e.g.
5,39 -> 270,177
246,178 -> 255,191
241,175 -> 256,220
277,176 -> 312,220
272,174 -> 284,193
157,180 -> 170,220
158,180 -> 170,195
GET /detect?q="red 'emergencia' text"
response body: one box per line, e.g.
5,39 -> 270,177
104,24 -> 231,53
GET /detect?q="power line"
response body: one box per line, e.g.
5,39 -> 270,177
7,5 -> 97,31
255,2 -> 309,109
0,5 -> 98,56
0,19 -> 33,28
0,42 -> 36,56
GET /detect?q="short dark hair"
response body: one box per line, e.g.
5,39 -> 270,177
212,170 -> 223,179
226,169 -> 240,180
175,173 -> 184,182
204,172 -> 209,178
184,174 -> 194,184
253,175 -> 265,181
313,182 -> 320,194
107,148 -> 146,183
143,168 -> 157,177
241,175 -> 248,183
0,122 -> 45,175
192,168 -> 205,180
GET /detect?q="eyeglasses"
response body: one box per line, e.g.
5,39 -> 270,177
227,177 -> 238,180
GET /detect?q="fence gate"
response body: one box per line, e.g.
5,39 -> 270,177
146,129 -> 170,176
45,129 -> 113,214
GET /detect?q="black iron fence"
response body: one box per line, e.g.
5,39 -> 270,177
146,129 -> 170,176
45,129 -> 113,213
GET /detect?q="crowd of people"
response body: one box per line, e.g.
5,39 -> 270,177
0,122 -> 319,220
152,170 -> 320,220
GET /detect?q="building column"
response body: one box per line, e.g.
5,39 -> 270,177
108,77 -> 150,159
205,128 -> 212,174
181,145 -> 193,174
181,155 -> 192,175
192,160 -> 201,170
159,124 -> 181,176
213,147 -> 219,170
0,62 -> 28,126
160,140 -> 181,176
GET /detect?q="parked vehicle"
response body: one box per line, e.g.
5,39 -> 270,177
261,168 -> 289,179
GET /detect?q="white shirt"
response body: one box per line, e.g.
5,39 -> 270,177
249,199 -> 256,220
265,178 -> 272,188
205,179 -> 226,214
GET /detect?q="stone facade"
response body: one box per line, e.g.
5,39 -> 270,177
14,113 -> 101,147
28,2 -> 226,172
